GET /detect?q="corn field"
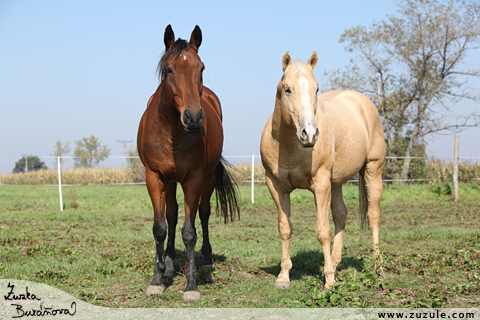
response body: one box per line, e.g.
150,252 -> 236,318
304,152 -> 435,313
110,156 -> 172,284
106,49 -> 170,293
0,160 -> 478,185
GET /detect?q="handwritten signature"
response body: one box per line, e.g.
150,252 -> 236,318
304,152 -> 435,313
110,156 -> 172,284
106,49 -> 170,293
4,282 -> 76,318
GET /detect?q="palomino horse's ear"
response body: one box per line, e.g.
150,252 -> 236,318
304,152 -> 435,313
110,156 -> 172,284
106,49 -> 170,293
164,25 -> 175,51
190,25 -> 202,50
307,51 -> 318,70
282,51 -> 292,72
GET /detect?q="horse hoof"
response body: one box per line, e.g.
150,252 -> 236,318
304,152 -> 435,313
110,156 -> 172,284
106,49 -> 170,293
274,281 -> 290,289
146,285 -> 165,295
164,270 -> 175,279
183,290 -> 201,302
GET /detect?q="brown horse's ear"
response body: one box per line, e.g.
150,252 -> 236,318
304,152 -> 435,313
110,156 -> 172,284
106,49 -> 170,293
164,25 -> 175,51
307,51 -> 318,70
282,51 -> 291,72
190,25 -> 202,50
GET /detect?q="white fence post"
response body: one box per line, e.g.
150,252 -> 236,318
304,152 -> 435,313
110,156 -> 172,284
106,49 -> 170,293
57,156 -> 63,211
251,154 -> 255,204
453,135 -> 459,202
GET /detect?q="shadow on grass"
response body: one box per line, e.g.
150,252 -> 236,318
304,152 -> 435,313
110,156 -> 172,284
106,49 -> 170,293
260,250 -> 364,280
157,249 -> 227,286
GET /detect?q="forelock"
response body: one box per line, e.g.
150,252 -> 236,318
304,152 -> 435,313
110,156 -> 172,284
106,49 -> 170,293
289,60 -> 308,76
156,39 -> 197,80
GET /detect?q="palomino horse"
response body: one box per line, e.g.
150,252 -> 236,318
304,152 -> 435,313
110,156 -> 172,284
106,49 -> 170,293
137,25 -> 239,301
260,51 -> 386,289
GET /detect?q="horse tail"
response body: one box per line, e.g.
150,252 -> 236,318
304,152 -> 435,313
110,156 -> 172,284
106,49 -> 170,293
359,173 -> 369,229
215,157 -> 240,223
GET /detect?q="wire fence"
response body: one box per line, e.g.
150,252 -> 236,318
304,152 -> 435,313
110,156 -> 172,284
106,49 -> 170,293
1,135 -> 479,207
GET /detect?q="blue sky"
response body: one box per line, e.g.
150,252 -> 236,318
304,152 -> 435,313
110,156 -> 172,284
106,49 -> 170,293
1,0 -> 478,173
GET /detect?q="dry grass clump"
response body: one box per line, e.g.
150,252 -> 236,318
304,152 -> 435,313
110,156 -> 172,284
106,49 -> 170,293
425,159 -> 480,183
228,163 -> 266,186
0,168 -> 134,185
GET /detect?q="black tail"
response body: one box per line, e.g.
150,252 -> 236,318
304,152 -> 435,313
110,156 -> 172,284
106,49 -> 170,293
215,157 -> 240,223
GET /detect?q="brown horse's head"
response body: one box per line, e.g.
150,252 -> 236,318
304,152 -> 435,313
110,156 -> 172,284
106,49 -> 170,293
158,25 -> 205,133
279,51 -> 320,147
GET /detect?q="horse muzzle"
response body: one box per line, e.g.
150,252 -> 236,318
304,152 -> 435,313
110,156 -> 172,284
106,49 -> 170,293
298,126 -> 319,148
182,108 -> 205,133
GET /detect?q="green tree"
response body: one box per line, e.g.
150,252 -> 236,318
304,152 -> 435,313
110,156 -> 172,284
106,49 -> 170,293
325,0 -> 479,180
73,136 -> 111,168
12,156 -> 48,173
51,140 -> 71,168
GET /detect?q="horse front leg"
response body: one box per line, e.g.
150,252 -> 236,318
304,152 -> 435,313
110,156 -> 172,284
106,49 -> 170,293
145,171 -> 167,295
266,174 -> 293,289
181,176 -> 202,302
312,171 -> 334,288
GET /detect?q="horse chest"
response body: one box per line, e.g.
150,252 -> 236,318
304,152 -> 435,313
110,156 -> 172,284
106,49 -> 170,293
278,164 -> 314,190
146,135 -> 206,181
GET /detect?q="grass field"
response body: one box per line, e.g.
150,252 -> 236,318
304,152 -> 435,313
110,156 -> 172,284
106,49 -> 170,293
0,183 -> 479,308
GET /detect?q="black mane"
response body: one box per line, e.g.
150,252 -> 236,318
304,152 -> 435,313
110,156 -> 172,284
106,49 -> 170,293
157,39 -> 197,80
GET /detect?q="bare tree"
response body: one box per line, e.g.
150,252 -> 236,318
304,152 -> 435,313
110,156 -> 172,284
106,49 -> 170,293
326,0 -> 479,179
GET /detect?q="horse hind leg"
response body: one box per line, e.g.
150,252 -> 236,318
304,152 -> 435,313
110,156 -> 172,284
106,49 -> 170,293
164,182 -> 178,279
198,171 -> 216,283
331,185 -> 347,271
360,158 -> 385,276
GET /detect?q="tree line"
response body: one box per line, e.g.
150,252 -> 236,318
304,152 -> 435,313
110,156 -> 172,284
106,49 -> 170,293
12,136 -> 110,173
325,0 -> 479,180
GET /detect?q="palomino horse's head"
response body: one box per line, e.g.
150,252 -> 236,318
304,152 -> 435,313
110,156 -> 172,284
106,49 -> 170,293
279,51 -> 320,147
158,25 -> 205,133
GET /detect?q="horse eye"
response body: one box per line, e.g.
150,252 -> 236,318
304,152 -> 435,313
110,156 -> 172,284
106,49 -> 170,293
316,86 -> 319,93
285,87 -> 292,94
200,66 -> 205,73
166,67 -> 174,74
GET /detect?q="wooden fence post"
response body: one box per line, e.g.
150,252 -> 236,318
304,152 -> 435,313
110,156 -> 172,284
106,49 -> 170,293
453,135 -> 459,202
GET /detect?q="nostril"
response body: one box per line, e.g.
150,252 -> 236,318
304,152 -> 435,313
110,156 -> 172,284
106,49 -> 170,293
315,128 -> 319,137
301,129 -> 308,140
197,108 -> 205,122
183,109 -> 193,124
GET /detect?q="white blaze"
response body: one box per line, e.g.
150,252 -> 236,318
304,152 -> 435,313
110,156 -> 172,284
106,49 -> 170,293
298,77 -> 316,142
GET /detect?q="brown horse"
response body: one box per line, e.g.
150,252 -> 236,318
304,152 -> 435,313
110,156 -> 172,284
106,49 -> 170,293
260,52 -> 386,289
137,25 -> 239,302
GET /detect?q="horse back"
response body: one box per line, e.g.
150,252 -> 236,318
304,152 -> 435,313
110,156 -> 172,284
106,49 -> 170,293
319,90 -> 386,185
